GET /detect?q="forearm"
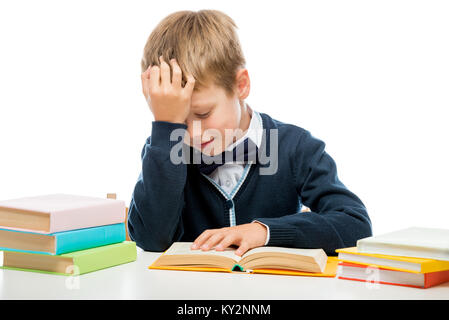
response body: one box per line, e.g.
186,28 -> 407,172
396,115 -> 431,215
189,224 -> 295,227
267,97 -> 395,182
256,129 -> 372,255
254,201 -> 371,255
128,121 -> 187,252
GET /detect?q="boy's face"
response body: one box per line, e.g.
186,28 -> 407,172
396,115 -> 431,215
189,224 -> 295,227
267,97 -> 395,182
183,71 -> 250,156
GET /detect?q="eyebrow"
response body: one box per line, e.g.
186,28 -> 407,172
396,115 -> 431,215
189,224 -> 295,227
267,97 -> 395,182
191,103 -> 214,109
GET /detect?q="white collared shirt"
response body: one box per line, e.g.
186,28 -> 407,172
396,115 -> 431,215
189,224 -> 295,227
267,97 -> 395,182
208,104 -> 270,245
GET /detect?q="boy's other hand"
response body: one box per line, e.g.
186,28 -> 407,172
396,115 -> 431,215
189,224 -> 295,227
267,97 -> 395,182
141,55 -> 195,124
190,222 -> 268,256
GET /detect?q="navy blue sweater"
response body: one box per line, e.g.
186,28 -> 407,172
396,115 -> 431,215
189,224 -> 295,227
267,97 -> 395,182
127,112 -> 372,255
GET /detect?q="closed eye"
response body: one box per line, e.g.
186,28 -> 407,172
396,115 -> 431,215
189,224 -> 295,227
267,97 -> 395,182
195,112 -> 210,119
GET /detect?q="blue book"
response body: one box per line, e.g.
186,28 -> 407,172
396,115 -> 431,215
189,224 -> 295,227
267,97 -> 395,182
0,223 -> 125,255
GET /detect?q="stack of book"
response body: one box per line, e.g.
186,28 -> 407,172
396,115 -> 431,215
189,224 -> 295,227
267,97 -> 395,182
0,193 -> 137,276
336,227 -> 449,288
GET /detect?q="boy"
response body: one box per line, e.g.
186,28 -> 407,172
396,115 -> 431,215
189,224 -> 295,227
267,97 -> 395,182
128,10 -> 372,256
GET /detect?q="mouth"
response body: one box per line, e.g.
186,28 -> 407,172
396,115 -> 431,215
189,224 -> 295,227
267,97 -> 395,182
200,138 -> 214,149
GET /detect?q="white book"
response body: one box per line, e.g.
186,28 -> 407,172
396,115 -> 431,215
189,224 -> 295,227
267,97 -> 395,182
357,227 -> 449,261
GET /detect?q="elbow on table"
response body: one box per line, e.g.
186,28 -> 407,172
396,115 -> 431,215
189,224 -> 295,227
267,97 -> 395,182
128,225 -> 170,252
345,210 -> 373,247
129,233 -> 170,252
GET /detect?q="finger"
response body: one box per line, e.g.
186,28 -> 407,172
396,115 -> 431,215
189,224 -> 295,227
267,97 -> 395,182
191,230 -> 214,249
201,232 -> 226,251
235,241 -> 250,256
149,65 -> 160,91
215,235 -> 237,251
159,55 -> 171,89
141,65 -> 151,99
170,59 -> 182,88
182,73 -> 196,95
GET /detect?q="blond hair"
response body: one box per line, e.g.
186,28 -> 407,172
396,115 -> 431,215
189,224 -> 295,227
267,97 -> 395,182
141,10 -> 246,97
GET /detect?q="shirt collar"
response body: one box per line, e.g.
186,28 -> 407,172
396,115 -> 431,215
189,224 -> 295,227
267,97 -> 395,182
224,102 -> 263,152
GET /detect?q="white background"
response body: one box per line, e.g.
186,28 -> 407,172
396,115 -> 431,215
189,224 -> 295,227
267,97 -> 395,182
0,0 -> 448,236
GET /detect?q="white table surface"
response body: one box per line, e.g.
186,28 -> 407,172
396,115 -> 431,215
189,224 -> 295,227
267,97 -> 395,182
1,247 -> 448,300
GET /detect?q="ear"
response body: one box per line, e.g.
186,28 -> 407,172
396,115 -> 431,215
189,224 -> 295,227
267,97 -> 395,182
235,68 -> 250,100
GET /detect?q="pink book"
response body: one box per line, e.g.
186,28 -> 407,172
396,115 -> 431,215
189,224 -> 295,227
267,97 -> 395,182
0,194 -> 126,234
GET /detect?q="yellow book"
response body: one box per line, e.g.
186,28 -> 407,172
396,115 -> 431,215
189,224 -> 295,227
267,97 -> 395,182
336,247 -> 449,274
148,242 -> 338,277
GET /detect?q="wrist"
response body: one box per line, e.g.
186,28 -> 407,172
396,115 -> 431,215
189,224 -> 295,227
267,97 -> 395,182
154,116 -> 186,125
150,121 -> 187,150
252,221 -> 268,246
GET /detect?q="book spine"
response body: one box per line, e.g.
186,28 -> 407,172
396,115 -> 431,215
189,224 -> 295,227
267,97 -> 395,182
71,241 -> 137,275
423,269 -> 449,288
55,223 -> 126,254
50,200 -> 126,233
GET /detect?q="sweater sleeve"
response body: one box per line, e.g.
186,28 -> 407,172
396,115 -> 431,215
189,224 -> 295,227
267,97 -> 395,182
127,121 -> 188,252
254,129 -> 372,255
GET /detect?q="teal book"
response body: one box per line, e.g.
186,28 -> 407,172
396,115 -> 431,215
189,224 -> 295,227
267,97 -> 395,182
1,241 -> 137,275
0,223 -> 126,255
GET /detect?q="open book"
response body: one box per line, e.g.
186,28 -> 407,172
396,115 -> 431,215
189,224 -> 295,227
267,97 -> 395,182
149,242 -> 338,276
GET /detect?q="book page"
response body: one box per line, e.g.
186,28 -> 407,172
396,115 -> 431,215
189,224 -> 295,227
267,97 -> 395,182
165,242 -> 242,262
242,246 -> 325,259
